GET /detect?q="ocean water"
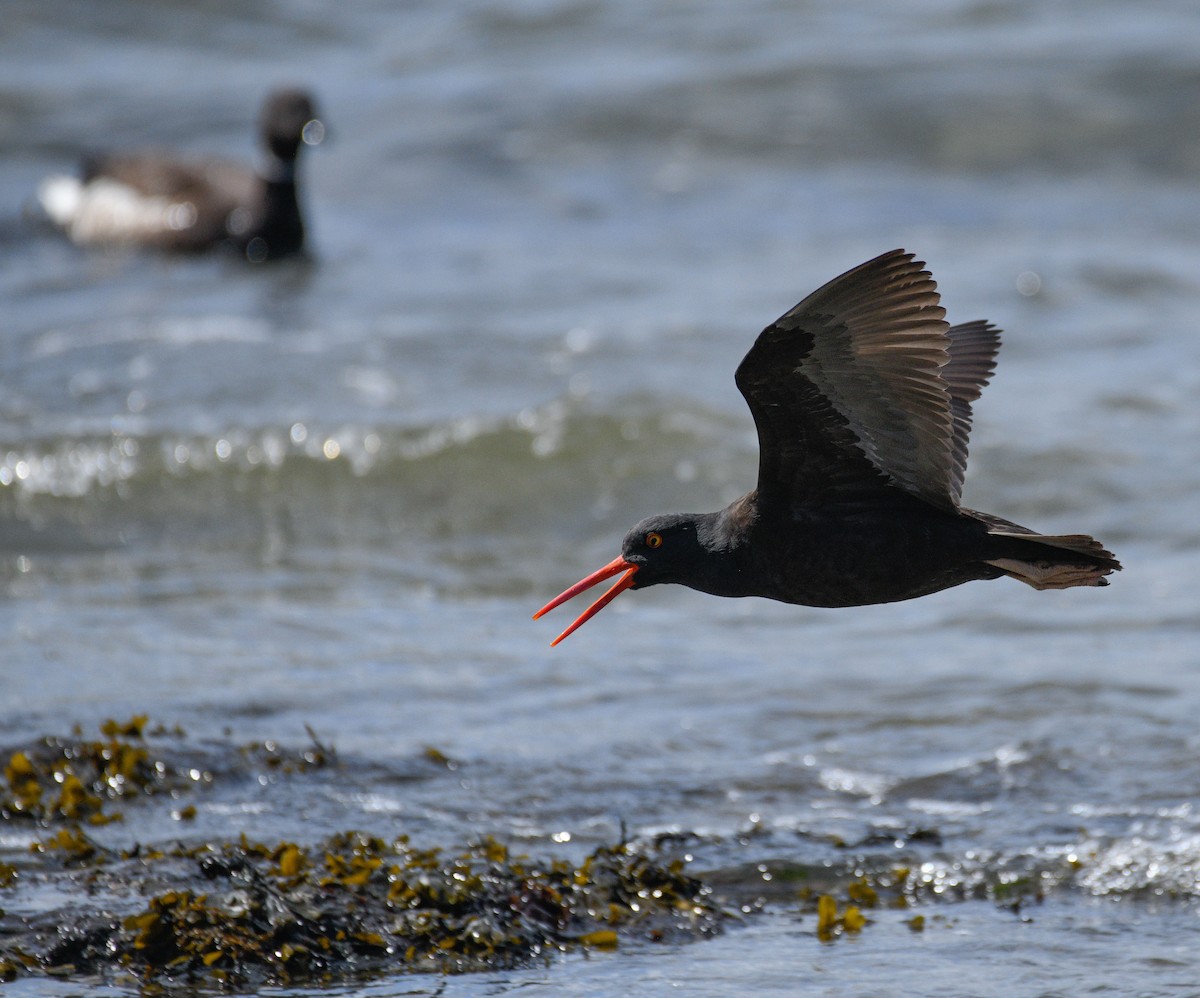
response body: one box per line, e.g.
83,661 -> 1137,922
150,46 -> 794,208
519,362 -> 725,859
2,0 -> 1199,994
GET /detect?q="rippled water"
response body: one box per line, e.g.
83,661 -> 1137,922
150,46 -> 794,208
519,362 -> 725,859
3,0 -> 1199,994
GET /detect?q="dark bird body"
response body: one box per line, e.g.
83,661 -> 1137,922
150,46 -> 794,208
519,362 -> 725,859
38,88 -> 322,261
535,249 -> 1121,645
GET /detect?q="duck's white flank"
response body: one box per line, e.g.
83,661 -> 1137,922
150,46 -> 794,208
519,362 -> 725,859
38,175 -> 196,246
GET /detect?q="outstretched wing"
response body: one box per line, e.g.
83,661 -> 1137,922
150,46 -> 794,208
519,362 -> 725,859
942,320 -> 1001,504
735,249 -> 984,511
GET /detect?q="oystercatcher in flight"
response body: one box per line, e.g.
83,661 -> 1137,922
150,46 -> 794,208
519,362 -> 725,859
535,249 -> 1120,646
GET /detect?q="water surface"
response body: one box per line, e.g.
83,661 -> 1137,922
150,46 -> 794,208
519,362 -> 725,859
2,0 -> 1199,993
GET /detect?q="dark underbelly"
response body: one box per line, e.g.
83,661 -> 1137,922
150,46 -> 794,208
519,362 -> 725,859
746,509 -> 997,608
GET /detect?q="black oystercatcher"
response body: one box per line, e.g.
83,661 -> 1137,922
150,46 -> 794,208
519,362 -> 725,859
535,249 -> 1120,646
38,88 -> 323,261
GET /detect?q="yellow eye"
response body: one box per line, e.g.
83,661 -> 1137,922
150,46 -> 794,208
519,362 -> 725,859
645,531 -> 663,549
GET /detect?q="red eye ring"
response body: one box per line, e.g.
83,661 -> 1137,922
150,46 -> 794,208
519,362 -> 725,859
645,531 -> 663,549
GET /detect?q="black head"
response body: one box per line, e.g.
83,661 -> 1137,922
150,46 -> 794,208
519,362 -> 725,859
533,510 -> 726,645
619,513 -> 713,589
259,88 -> 323,161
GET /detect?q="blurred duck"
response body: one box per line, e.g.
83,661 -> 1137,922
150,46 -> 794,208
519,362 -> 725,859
38,88 -> 322,262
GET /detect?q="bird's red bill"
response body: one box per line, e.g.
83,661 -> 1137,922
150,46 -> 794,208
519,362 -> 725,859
533,555 -> 638,646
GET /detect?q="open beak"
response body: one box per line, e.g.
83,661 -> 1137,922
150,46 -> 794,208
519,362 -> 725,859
533,555 -> 639,646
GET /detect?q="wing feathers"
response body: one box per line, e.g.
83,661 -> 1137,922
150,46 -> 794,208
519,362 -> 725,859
736,249 -> 999,509
943,320 -> 1002,500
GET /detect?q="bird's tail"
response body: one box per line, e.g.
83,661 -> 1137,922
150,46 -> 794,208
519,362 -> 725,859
984,529 -> 1121,590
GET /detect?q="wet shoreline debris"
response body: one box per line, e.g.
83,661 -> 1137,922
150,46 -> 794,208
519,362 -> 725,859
0,715 -> 1102,990
4,830 -> 725,988
0,718 -> 728,989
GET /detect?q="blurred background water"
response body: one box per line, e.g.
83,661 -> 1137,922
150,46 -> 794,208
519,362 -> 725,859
2,0 -> 1199,994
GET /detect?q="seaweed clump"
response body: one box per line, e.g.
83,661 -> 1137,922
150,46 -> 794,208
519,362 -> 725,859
0,716 -> 726,988
1,715 -> 186,827
3,830 -> 724,988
